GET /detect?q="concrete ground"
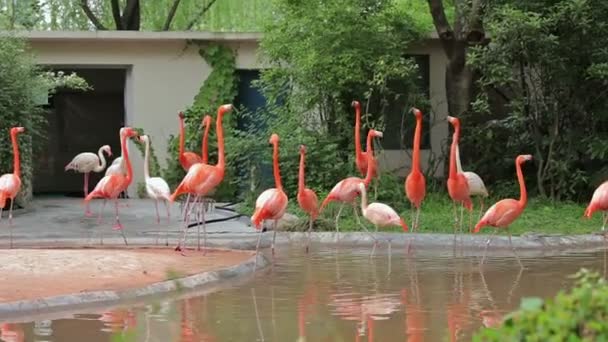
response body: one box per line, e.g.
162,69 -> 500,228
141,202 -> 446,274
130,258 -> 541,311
0,195 -> 256,248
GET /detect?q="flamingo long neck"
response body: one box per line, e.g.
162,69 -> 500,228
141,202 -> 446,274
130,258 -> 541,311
143,138 -> 150,179
359,184 -> 368,215
455,144 -> 463,173
216,112 -> 226,172
448,125 -> 460,179
272,141 -> 283,191
355,104 -> 363,159
179,115 -> 186,158
202,119 -> 211,164
363,132 -> 374,186
412,116 -> 422,173
298,151 -> 305,194
94,147 -> 107,173
122,133 -> 133,183
10,131 -> 20,177
516,160 -> 527,208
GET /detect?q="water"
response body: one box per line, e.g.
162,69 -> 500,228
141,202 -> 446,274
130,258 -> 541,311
2,246 -> 608,341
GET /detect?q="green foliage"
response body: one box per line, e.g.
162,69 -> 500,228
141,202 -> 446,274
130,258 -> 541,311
244,0 -> 426,200
473,269 -> 608,341
467,0 -> 608,201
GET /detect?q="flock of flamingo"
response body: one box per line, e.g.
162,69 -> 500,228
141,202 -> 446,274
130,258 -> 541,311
0,101 -> 603,260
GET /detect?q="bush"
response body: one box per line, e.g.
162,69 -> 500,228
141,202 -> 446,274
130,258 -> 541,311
473,269 -> 608,341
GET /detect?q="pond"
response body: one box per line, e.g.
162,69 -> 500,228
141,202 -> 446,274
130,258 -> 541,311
2,245 -> 607,341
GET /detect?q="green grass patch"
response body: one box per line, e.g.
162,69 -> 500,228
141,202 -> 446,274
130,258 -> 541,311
237,191 -> 601,236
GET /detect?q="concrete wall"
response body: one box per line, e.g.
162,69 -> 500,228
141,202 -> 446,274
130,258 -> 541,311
28,36 -> 260,192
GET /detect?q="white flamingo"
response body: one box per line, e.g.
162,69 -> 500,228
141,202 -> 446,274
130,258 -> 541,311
140,135 -> 171,245
455,144 -> 489,229
65,144 -> 112,217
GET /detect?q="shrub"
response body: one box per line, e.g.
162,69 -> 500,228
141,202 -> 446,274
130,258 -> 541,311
473,269 -> 608,341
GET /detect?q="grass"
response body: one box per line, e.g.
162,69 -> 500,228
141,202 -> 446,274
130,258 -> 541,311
238,191 -> 602,236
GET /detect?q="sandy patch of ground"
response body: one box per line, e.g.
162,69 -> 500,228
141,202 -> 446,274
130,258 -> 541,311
0,248 -> 253,303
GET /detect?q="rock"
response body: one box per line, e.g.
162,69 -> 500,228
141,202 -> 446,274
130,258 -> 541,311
261,212 -> 299,231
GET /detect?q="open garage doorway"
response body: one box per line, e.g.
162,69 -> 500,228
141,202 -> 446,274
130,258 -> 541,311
34,67 -> 126,197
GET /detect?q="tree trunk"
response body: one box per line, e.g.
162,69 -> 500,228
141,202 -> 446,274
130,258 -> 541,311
445,44 -> 475,117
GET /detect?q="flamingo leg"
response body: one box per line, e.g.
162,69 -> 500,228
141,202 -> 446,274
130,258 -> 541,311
370,225 -> 379,257
373,178 -> 378,201
414,206 -> 421,231
98,199 -> 107,245
8,198 -> 14,248
271,220 -> 277,256
334,203 -> 344,241
459,204 -> 464,234
410,206 -> 415,232
192,195 -> 201,252
254,224 -> 264,271
508,228 -> 523,268
153,199 -> 161,245
182,193 -> 191,221
114,199 -> 128,246
387,238 -> 392,276
305,216 -> 313,254
480,228 -> 498,266
175,194 -> 196,252
83,173 -> 93,217
200,196 -> 208,255
602,212 -> 607,231
452,202 -> 458,239
164,200 -> 171,246
478,198 -> 485,222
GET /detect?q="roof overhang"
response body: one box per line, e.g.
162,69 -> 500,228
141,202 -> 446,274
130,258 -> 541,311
1,30 -> 263,43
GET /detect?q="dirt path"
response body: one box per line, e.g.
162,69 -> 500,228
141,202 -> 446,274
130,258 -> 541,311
0,248 -> 253,303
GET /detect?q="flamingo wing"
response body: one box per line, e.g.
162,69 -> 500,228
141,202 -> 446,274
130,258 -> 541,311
88,174 -> 124,199
479,199 -> 520,228
463,171 -> 488,197
180,152 -> 202,171
590,181 -> 608,211
365,202 -> 401,227
405,171 -> 426,207
105,163 -> 124,176
0,174 -> 21,199
297,188 -> 319,217
65,152 -> 98,173
252,188 -> 288,226
146,177 -> 171,200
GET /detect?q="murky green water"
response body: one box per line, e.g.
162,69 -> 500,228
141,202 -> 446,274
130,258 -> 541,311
2,246 -> 607,341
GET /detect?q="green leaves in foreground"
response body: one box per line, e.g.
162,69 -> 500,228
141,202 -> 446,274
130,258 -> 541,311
473,269 -> 608,341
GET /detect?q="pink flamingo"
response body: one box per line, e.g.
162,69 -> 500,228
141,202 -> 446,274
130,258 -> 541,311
65,144 -> 112,217
353,101 -> 379,198
584,181 -> 608,230
446,116 -> 473,235
251,133 -> 288,259
0,127 -> 25,248
170,105 -> 232,253
474,154 -> 533,266
405,107 -> 426,231
140,135 -> 171,245
358,182 -> 408,257
297,145 -> 319,253
319,129 -> 383,237
84,127 -> 138,245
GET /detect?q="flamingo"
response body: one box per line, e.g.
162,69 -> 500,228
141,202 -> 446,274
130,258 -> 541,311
358,182 -> 408,257
177,112 -> 212,220
0,127 -> 25,249
297,144 -> 319,253
140,135 -> 171,245
251,133 -> 289,260
170,104 -> 232,253
65,144 -> 112,217
446,116 -> 473,236
319,129 -> 383,238
584,181 -> 608,230
105,127 -> 134,204
84,127 -> 139,246
455,144 -> 489,229
474,154 -> 533,267
353,100 -> 379,198
405,107 -> 426,231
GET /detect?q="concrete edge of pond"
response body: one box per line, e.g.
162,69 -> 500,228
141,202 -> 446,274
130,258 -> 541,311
0,252 -> 268,320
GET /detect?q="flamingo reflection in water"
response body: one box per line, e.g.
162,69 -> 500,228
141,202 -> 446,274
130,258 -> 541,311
447,267 -> 473,342
403,258 -> 426,342
476,265 -> 524,329
297,283 -> 319,342
179,297 -> 216,342
99,308 -> 137,338
328,288 -> 401,341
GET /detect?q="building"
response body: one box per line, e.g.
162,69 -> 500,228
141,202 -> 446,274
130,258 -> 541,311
18,30 -> 449,196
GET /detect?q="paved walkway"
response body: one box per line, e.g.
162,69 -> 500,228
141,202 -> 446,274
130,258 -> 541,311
0,196 -> 256,247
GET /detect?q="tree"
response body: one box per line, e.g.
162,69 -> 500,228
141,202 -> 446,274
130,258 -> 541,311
78,0 -> 218,31
427,0 -> 487,118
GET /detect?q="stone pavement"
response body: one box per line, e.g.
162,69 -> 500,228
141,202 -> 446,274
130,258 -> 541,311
0,196 -> 258,247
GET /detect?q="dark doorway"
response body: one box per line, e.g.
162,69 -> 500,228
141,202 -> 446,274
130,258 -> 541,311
34,68 -> 126,196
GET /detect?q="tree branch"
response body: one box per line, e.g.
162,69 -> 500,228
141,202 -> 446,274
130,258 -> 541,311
163,0 -> 182,31
121,0 -> 139,29
186,0 -> 218,30
110,0 -> 123,30
427,0 -> 453,40
466,0 -> 486,44
80,0 -> 107,30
